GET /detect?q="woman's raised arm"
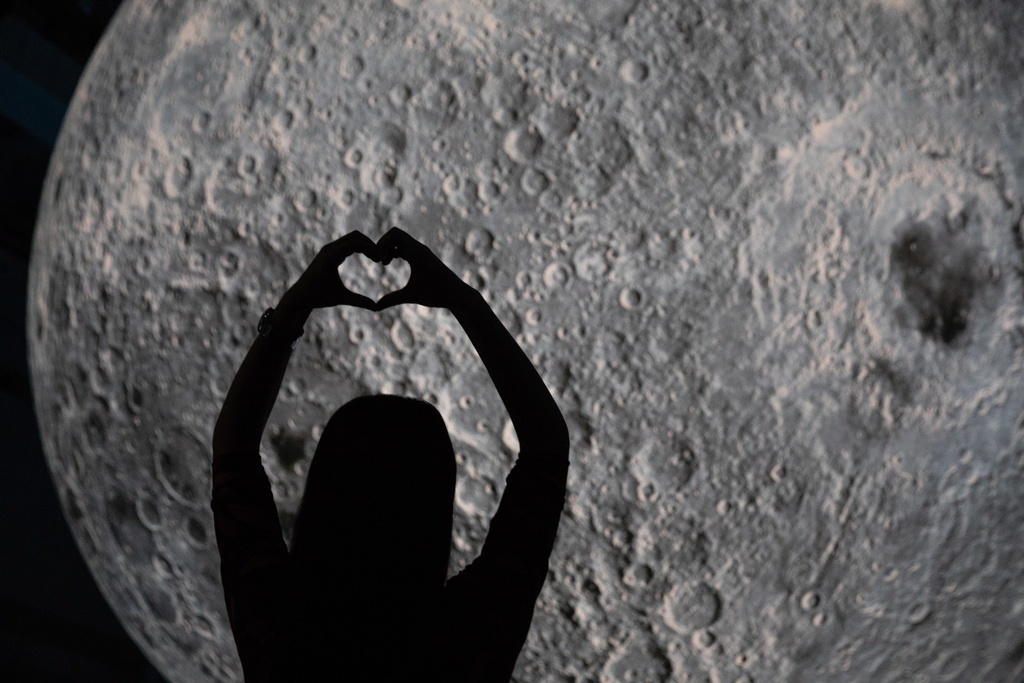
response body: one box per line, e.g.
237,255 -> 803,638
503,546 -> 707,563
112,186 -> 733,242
375,227 -> 570,456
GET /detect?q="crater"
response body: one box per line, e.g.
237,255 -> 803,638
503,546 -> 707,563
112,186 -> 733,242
155,427 -> 206,506
269,428 -> 307,472
890,220 -> 982,345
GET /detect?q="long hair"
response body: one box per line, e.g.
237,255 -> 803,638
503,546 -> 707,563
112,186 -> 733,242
284,394 -> 456,671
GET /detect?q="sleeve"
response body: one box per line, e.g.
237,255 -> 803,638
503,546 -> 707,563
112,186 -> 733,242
210,450 -> 290,683
444,449 -> 570,681
474,450 -> 570,598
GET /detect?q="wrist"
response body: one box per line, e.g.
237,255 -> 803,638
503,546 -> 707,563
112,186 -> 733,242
274,292 -> 312,335
279,288 -> 312,316
447,283 -> 482,316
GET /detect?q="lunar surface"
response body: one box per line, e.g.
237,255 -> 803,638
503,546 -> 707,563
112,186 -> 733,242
26,0 -> 1024,681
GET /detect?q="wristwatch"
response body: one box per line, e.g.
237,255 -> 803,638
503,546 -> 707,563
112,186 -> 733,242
258,306 -> 305,350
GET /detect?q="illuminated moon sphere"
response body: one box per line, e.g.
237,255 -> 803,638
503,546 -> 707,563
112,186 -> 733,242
27,0 -> 1024,680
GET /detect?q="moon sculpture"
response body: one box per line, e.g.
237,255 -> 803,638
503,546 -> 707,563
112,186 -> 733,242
27,0 -> 1024,680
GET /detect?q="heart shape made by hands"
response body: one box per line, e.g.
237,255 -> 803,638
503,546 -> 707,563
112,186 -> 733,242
338,252 -> 412,305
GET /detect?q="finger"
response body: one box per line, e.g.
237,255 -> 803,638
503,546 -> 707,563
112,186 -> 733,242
367,239 -> 389,264
375,286 -> 413,311
375,227 -> 400,256
353,233 -> 378,252
328,231 -> 377,260
333,230 -> 373,248
377,226 -> 414,262
345,292 -> 377,310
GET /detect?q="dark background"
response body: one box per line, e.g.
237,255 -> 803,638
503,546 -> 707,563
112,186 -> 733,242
1,1 -> 168,680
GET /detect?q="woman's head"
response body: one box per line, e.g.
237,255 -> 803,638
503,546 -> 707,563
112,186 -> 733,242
289,394 -> 456,605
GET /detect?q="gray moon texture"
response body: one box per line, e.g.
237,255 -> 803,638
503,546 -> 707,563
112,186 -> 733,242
26,0 -> 1024,681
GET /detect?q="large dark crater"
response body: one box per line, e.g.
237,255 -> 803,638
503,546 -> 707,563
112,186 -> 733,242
890,218 -> 987,346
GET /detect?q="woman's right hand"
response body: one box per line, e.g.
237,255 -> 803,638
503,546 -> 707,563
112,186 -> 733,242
374,227 -> 475,312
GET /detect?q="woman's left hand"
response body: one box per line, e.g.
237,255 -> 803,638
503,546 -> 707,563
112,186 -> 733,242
285,231 -> 381,310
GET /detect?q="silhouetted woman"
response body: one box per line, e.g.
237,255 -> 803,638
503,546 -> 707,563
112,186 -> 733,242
211,228 -> 571,681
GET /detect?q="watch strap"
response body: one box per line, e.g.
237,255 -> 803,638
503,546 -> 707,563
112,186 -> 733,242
258,306 -> 305,350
